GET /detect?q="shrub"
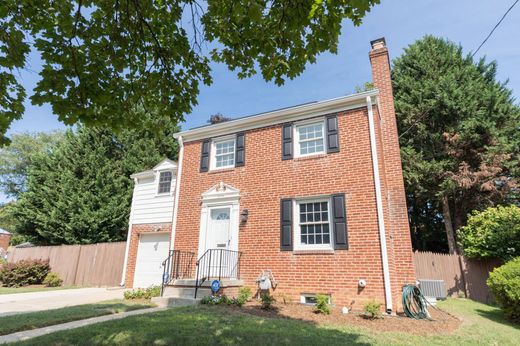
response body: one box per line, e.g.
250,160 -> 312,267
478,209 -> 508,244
314,294 -> 331,314
0,260 -> 50,287
43,272 -> 63,287
235,287 -> 253,307
458,205 -> 520,261
487,257 -> 520,321
363,300 -> 383,319
260,292 -> 275,310
124,285 -> 161,300
200,294 -> 231,305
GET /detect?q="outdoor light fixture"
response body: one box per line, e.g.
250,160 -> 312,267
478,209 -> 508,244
240,209 -> 249,224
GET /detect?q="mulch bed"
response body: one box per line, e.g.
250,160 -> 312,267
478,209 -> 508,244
222,301 -> 461,336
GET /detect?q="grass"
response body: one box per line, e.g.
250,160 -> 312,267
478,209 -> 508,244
0,286 -> 79,295
0,299 -> 155,336
12,299 -> 520,345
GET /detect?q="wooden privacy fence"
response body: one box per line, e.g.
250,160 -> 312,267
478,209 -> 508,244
7,242 -> 126,287
413,251 -> 501,304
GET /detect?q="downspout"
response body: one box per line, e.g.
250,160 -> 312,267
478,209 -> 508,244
366,96 -> 393,314
170,135 -> 184,251
120,177 -> 138,286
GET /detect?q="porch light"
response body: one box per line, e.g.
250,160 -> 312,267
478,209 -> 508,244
240,209 -> 249,224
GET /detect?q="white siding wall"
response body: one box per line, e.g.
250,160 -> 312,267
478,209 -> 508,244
131,176 -> 175,224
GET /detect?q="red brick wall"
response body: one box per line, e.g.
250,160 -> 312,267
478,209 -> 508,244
174,96 -> 414,311
124,223 -> 171,288
0,234 -> 10,250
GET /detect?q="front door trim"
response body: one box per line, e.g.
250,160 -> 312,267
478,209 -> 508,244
198,182 -> 240,260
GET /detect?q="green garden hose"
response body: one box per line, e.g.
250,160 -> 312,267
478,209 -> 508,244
402,284 -> 431,319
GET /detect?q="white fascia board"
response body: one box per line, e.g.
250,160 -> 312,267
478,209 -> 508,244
130,170 -> 154,180
174,89 -> 379,142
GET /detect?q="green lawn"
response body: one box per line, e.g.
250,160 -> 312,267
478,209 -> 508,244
0,286 -> 79,295
0,300 -> 155,336
12,299 -> 520,345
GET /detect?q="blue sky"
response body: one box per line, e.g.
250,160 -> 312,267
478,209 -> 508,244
3,0 -> 520,202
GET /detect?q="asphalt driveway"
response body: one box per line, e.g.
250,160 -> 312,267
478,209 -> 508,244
0,288 -> 125,316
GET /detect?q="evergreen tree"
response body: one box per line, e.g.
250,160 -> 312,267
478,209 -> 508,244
12,120 -> 178,245
393,36 -> 520,253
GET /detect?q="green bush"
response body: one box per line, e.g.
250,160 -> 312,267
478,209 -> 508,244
458,205 -> 520,261
200,294 -> 231,305
487,257 -> 520,321
0,260 -> 50,287
260,292 -> 275,310
43,272 -> 63,287
235,287 -> 253,307
314,294 -> 331,314
363,300 -> 383,319
124,285 -> 161,300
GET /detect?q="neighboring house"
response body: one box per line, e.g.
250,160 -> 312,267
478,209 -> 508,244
123,38 -> 416,313
0,228 -> 11,251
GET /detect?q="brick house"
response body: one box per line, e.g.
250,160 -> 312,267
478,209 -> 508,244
0,228 -> 11,252
122,38 -> 415,313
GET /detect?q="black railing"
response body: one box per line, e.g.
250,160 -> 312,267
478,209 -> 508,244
161,250 -> 195,296
194,249 -> 242,298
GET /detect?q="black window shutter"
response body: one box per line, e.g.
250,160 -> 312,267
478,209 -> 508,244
331,194 -> 348,250
281,123 -> 293,160
326,115 -> 340,153
280,198 -> 293,251
200,139 -> 210,172
235,133 -> 245,167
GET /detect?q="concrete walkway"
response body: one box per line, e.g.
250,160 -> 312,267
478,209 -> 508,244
0,288 -> 126,316
0,307 -> 166,344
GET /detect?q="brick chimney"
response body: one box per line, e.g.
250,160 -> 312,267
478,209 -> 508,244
369,38 -> 416,307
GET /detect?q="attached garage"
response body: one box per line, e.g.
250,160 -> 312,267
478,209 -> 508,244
133,232 -> 170,288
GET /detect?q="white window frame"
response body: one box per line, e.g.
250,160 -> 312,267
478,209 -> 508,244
210,135 -> 236,171
156,170 -> 174,196
294,118 -> 327,158
293,197 -> 333,251
300,294 -> 331,305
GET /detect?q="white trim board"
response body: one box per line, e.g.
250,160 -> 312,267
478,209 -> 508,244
174,90 -> 379,142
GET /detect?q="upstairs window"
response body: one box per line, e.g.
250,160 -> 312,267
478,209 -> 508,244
295,121 -> 325,157
157,171 -> 173,194
212,138 -> 235,169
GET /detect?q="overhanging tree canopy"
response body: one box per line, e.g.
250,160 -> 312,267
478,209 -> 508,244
0,0 -> 380,145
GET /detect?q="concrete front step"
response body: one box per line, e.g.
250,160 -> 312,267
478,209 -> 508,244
152,296 -> 201,307
172,278 -> 244,288
162,286 -> 212,299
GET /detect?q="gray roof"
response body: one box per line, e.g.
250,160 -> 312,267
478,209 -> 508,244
0,228 -> 11,235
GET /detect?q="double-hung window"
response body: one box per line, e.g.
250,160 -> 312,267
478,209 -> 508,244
157,171 -> 172,194
295,199 -> 332,250
295,121 -> 325,157
212,137 -> 235,169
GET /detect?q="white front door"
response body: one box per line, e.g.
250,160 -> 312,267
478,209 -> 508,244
133,233 -> 170,288
206,207 -> 232,251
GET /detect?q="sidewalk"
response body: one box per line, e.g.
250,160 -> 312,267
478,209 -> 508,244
0,307 -> 166,344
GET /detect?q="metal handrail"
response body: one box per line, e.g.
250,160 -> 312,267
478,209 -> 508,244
194,249 -> 242,298
160,250 -> 195,296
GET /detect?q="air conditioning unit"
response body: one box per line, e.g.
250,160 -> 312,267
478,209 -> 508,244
418,279 -> 447,299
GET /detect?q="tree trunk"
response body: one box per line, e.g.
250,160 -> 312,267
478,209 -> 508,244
441,195 -> 458,254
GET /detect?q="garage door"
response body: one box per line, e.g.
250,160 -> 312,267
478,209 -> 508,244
133,233 -> 170,288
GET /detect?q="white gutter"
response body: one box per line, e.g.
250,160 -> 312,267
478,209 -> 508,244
120,177 -> 138,286
170,135 -> 184,251
174,89 -> 379,142
366,96 -> 393,313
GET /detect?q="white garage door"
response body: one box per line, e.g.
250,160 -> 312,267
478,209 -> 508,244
133,233 -> 170,288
